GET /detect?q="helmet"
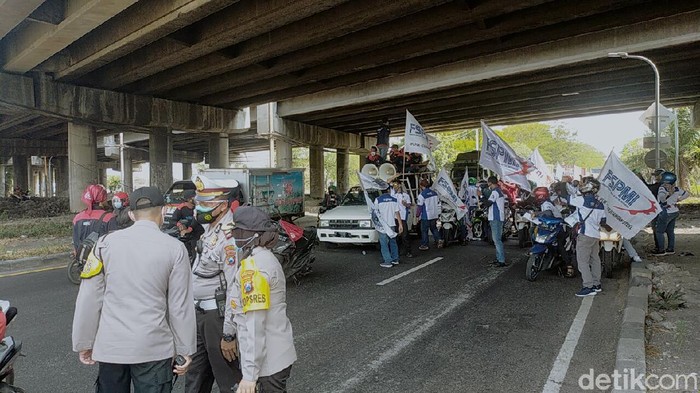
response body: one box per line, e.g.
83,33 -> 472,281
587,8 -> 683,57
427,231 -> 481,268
468,177 -> 477,186
533,187 -> 550,203
660,171 -> 677,185
652,168 -> 666,177
112,192 -> 129,206
579,179 -> 600,194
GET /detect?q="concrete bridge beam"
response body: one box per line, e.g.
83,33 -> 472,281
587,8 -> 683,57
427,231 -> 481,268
149,128 -> 173,192
336,148 -> 349,195
0,0 -> 44,41
309,145 -> 324,199
274,140 -> 293,169
693,100 -> 700,129
68,123 -> 98,212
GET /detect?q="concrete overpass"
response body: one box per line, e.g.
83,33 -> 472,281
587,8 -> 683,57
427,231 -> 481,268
1,0 -> 699,208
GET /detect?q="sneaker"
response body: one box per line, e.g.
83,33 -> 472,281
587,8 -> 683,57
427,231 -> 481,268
391,260 -> 399,265
380,263 -> 393,268
593,285 -> 602,293
650,249 -> 667,256
575,287 -> 598,297
406,252 -> 414,258
419,245 -> 429,251
632,256 -> 643,263
665,249 -> 675,255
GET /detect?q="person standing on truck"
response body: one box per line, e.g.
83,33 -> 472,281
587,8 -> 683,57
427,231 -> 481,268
366,146 -> 384,166
374,185 -> 404,268
416,179 -> 442,250
186,175 -> 243,393
376,117 -> 391,160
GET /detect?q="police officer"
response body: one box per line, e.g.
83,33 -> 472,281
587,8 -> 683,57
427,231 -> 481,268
186,175 -> 244,393
223,206 -> 297,393
72,186 -> 196,392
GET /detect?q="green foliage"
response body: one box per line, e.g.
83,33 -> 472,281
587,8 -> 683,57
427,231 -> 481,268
650,289 -> 686,310
106,175 -> 122,192
432,130 -> 477,170
620,138 -> 648,175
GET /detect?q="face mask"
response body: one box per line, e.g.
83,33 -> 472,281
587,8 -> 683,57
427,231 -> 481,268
195,202 -> 224,224
113,200 -> 123,210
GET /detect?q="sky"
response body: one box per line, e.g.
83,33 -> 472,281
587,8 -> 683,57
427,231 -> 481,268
547,111 -> 648,155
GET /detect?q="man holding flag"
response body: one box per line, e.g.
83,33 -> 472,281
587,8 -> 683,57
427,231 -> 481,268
358,172 -> 402,267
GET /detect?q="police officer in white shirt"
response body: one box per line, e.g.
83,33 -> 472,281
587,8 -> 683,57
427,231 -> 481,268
416,179 -> 442,250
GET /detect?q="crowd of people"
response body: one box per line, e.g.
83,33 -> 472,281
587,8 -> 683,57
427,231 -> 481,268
70,177 -> 296,393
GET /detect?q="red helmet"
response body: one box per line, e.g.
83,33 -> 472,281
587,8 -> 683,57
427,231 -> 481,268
112,191 -> 129,207
533,187 -> 550,203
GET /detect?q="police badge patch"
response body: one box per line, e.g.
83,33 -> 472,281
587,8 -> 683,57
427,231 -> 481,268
224,245 -> 237,265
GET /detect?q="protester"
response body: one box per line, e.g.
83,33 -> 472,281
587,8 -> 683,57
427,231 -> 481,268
72,185 -> 117,255
392,181 -> 413,258
416,179 -> 442,250
652,171 -> 689,256
389,144 -> 407,171
111,191 -> 132,230
376,117 -> 391,159
223,207 -> 297,393
365,146 -> 383,166
72,186 -> 195,392
458,177 -> 479,242
169,190 -> 204,264
375,185 -> 403,267
482,176 -> 507,266
571,179 -> 609,297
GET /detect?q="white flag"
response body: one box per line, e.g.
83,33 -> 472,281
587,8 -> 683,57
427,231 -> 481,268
404,110 -> 437,171
433,169 -> 468,219
478,120 -> 533,191
554,163 -> 565,180
596,152 -> 661,238
458,165 -> 470,199
357,171 -> 397,238
526,148 -> 554,187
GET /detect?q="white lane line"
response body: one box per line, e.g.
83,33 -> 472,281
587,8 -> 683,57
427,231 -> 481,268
335,267 -> 508,393
542,296 -> 595,393
375,257 -> 444,286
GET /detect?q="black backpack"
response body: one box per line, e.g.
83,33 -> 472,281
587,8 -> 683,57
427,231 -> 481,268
76,212 -> 109,266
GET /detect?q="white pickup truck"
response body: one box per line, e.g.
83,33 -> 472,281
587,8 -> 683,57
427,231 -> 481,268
316,186 -> 380,246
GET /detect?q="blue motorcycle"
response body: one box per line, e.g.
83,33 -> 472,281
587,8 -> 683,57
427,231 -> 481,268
525,216 -> 573,281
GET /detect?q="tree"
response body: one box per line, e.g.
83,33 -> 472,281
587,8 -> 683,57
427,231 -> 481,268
107,175 -> 122,192
662,107 -> 700,190
620,138 -> 648,175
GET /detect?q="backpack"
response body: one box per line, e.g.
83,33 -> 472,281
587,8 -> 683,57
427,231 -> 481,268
76,211 -> 109,267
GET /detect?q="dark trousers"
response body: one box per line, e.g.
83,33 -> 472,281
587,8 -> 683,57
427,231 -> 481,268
420,219 -> 441,246
258,365 -> 293,393
96,358 -> 172,393
399,219 -> 412,255
185,309 -> 242,393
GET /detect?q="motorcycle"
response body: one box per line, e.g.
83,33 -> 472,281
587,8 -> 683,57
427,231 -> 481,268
0,300 -> 24,393
525,215 -> 573,282
437,205 -> 461,247
470,207 -> 487,241
274,220 -> 318,282
514,207 -> 534,248
599,227 -> 623,278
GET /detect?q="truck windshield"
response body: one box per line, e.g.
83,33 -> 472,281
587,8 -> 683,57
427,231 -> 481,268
341,187 -> 380,206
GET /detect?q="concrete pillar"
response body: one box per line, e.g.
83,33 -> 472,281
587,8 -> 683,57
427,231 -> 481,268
693,100 -> 700,129
182,162 -> 192,181
336,148 -> 349,195
121,149 -> 133,192
99,168 -> 109,186
208,133 -> 229,169
309,145 -> 324,199
55,157 -> 69,197
11,155 -> 29,192
275,139 -> 293,169
68,123 -> 98,212
149,128 -> 173,192
0,164 -> 5,197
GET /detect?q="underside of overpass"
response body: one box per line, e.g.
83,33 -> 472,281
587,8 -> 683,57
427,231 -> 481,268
1,0 -> 699,205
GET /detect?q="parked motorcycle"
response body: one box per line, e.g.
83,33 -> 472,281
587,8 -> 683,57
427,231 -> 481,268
525,215 -> 573,281
274,220 -> 318,282
599,227 -> 623,278
0,300 -> 24,393
437,205 -> 461,247
471,208 -> 487,240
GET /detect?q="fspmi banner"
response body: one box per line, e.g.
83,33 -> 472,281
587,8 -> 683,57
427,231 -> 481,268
479,120 -> 533,191
433,169 -> 468,219
596,152 -> 660,238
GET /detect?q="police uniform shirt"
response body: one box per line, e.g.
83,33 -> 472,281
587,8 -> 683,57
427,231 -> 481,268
487,187 -> 506,221
570,195 -> 607,238
417,187 -> 441,220
191,209 -> 238,301
72,220 -> 196,364
224,247 -> 297,382
375,193 -> 400,227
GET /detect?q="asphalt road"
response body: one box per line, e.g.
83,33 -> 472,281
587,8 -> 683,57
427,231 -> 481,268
2,238 -> 628,393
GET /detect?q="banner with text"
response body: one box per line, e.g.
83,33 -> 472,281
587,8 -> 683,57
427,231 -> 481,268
404,110 -> 436,171
433,169 -> 468,219
478,120 -> 533,191
596,152 -> 661,238
527,148 -> 554,187
358,172 -> 397,238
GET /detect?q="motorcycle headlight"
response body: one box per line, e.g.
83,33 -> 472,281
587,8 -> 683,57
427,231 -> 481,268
319,220 -> 330,228
535,234 -> 550,243
359,220 -> 372,228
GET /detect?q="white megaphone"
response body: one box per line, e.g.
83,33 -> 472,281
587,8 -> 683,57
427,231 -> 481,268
361,163 -> 379,178
378,163 -> 397,181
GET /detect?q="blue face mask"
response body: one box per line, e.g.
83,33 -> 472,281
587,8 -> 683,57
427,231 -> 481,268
195,204 -> 216,213
112,199 -> 123,210
195,202 -> 225,224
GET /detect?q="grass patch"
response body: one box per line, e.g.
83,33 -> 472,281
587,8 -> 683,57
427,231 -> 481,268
0,244 -> 72,260
0,216 -> 73,239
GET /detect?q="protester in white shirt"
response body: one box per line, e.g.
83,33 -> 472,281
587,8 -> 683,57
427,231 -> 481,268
482,176 -> 506,266
416,179 -> 442,250
392,182 -> 413,258
375,186 -> 404,268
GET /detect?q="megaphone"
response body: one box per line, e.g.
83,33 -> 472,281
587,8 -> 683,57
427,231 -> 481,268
378,163 -> 396,181
361,164 -> 379,178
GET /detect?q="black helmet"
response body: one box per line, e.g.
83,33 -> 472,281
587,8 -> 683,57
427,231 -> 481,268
660,171 -> 677,185
580,179 -> 600,194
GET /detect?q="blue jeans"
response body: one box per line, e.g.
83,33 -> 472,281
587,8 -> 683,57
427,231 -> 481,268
490,220 -> 505,263
654,210 -> 680,251
420,219 -> 441,247
379,228 -> 399,264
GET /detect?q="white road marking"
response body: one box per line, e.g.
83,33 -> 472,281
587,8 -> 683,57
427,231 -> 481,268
542,296 -> 595,393
375,257 -> 444,286
336,267 -> 507,392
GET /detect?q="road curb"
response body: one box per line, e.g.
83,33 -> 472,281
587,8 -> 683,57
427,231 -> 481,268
0,252 -> 70,275
611,263 -> 652,393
